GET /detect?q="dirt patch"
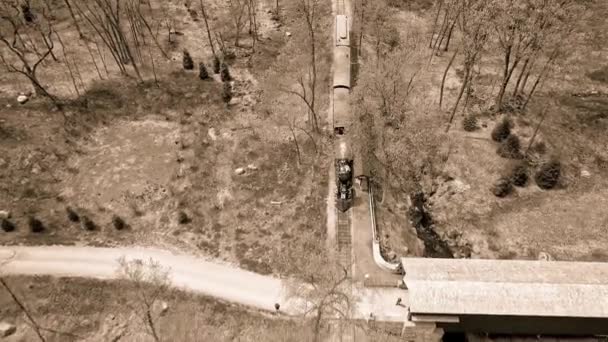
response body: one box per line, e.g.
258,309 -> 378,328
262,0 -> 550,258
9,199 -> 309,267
63,119 -> 179,205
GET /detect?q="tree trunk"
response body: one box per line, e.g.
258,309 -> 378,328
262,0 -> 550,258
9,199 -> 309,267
446,67 -> 470,133
310,28 -> 317,131
63,0 -> 85,39
512,57 -> 528,97
522,52 -> 557,111
430,11 -> 449,62
200,0 -> 216,58
358,0 -> 365,59
288,124 -> 302,166
495,46 -> 520,110
429,0 -> 444,48
442,19 -> 456,52
439,47 -> 458,109
524,108 -> 547,157
145,309 -> 160,342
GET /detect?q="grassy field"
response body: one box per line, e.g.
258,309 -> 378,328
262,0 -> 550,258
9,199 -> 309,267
360,0 -> 608,261
0,0 -> 331,275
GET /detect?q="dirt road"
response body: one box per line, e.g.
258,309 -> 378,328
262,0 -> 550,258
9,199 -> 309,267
0,246 -> 407,322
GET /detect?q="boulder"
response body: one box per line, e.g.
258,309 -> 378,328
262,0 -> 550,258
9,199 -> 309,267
234,167 -> 245,175
387,251 -> 397,261
538,251 -> 553,261
0,210 -> 10,219
247,164 -> 258,171
581,170 -> 591,178
17,94 -> 29,104
472,244 -> 481,255
0,322 -> 16,337
159,301 -> 169,316
285,31 -> 292,37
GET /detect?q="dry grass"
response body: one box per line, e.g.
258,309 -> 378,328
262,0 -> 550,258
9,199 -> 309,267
0,276 -> 310,341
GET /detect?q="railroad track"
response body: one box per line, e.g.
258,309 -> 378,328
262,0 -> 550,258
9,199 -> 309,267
337,208 -> 352,276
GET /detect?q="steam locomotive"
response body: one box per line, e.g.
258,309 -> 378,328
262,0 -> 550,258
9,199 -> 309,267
333,15 -> 355,212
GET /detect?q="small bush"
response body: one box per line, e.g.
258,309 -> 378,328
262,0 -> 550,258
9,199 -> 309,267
81,216 -> 96,231
491,117 -> 513,142
492,177 -> 513,198
66,206 -> 80,222
177,211 -> 190,224
183,49 -> 194,70
383,26 -> 401,50
509,161 -> 529,187
222,82 -> 233,104
1,219 -> 16,232
28,217 -> 45,233
220,62 -> 231,82
535,159 -> 561,190
463,115 -> 478,132
497,134 -> 522,159
112,215 -> 127,230
212,56 -> 220,74
21,4 -> 34,22
199,63 -> 209,80
531,140 -> 547,155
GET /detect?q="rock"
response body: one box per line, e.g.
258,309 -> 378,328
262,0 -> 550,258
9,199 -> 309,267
285,31 -> 292,37
247,164 -> 258,171
538,251 -> 553,261
448,229 -> 462,239
17,94 -> 29,104
402,246 -> 409,254
31,163 -> 41,174
0,210 -> 10,219
472,245 -> 481,255
0,322 -> 16,337
159,301 -> 169,316
234,167 -> 245,175
387,251 -> 397,261
581,170 -> 591,178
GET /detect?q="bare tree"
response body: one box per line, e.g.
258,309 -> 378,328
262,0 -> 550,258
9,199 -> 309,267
445,0 -> 490,133
439,45 -> 458,109
62,0 -> 84,39
228,0 -> 247,47
292,0 -> 321,132
0,4 -> 59,105
0,278 -> 46,341
117,257 -> 171,342
275,236 -> 353,342
491,0 -> 538,110
199,0 -> 216,58
73,0 -> 143,81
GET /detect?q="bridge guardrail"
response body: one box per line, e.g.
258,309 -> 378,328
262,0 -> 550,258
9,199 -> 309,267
369,182 -> 402,274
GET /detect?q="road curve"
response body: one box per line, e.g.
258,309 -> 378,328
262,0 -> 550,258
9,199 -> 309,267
0,246 -> 407,322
